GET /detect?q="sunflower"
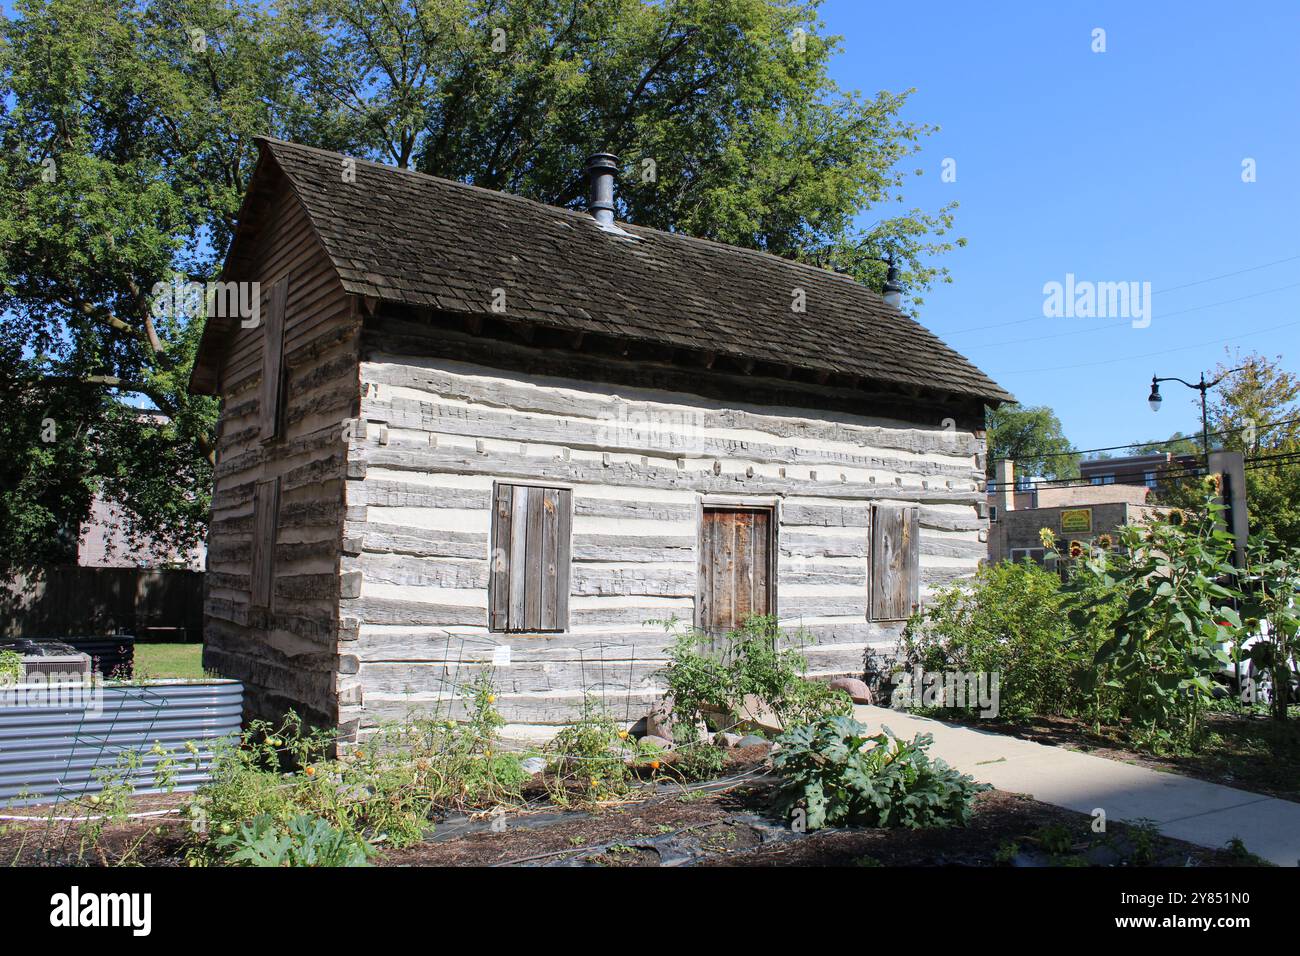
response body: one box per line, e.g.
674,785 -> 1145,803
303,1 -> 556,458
1039,527 -> 1057,550
1204,472 -> 1223,496
1096,533 -> 1113,550
1068,540 -> 1085,559
1167,508 -> 1185,527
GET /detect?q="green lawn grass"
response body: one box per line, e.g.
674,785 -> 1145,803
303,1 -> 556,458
133,642 -> 205,680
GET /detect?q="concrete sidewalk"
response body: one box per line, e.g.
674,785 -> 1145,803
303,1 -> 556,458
853,705 -> 1300,866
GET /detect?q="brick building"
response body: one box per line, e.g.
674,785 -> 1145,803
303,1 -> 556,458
986,458 -> 1166,565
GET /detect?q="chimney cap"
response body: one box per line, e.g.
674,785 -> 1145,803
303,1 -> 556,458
585,151 -> 620,169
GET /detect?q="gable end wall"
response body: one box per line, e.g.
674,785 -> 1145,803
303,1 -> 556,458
201,176 -> 360,728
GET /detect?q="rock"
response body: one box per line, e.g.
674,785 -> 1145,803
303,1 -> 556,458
714,732 -> 743,748
637,734 -> 673,751
644,699 -> 675,739
520,756 -> 547,775
736,694 -> 783,735
699,705 -> 735,732
828,677 -> 872,705
736,734 -> 769,750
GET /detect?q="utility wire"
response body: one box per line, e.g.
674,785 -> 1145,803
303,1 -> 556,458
991,450 -> 1300,491
995,316 -> 1300,375
988,414 -> 1300,464
944,253 -> 1300,336
964,280 -> 1300,351
994,466 -> 1209,492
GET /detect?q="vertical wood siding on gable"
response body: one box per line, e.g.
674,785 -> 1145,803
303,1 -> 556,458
259,277 -> 289,440
339,353 -> 987,734
201,177 -> 359,730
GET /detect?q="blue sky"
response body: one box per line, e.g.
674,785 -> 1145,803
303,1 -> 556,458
821,0 -> 1300,453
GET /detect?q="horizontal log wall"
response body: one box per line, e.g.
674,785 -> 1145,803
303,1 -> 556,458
202,175 -> 359,728
340,346 -> 988,737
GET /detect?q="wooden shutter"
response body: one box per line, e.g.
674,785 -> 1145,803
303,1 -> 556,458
259,276 -> 289,440
870,504 -> 920,621
698,507 -> 773,636
489,484 -> 513,631
251,477 -> 280,609
488,484 -> 571,632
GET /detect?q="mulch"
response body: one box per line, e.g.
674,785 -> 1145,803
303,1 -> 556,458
0,743 -> 1264,867
380,782 -> 1251,868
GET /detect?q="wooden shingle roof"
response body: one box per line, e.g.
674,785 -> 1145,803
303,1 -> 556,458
195,137 -> 1011,404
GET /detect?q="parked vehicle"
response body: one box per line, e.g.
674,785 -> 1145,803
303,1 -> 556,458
1215,620 -> 1299,704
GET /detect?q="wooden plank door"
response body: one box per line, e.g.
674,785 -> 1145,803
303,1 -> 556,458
699,507 -> 773,638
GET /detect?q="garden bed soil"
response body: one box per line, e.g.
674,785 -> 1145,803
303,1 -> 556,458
379,786 -> 1253,868
0,792 -> 190,867
1,747 -> 1266,868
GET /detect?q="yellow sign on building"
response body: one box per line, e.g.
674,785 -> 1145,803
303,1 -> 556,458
1060,508 -> 1093,533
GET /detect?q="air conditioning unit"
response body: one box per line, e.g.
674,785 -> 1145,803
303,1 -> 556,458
22,654 -> 92,683
1,639 -> 93,684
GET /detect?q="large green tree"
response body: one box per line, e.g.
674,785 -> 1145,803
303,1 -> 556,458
0,0 -> 298,571
1205,350 -> 1300,548
985,403 -> 1078,482
1137,352 -> 1300,548
1,0 -> 963,571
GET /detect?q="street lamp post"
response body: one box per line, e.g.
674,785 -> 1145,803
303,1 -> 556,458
1147,368 -> 1246,464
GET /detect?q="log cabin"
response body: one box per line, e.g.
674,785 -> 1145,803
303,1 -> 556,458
189,138 -> 1012,744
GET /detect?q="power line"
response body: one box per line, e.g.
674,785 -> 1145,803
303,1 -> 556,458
1245,449 -> 1300,465
994,452 -> 1300,493
944,253 -> 1300,336
1157,254 -> 1300,294
988,413 -> 1300,464
963,280 -> 1300,352
991,450 -> 1300,493
993,316 -> 1300,375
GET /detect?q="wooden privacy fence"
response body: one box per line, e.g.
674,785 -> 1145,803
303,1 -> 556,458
0,566 -> 203,641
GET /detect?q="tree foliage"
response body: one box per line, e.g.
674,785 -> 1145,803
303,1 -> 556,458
1144,351 -> 1300,547
984,403 -> 1078,481
1206,350 -> 1300,549
1,0 -> 962,569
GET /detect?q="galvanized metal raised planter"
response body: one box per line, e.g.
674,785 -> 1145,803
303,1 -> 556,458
0,679 -> 243,807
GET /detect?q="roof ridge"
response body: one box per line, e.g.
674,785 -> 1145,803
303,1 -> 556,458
246,136 -> 1012,404
258,136 -> 869,291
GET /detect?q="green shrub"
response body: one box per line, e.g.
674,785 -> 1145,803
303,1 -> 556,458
659,616 -> 851,732
215,813 -> 374,867
670,740 -> 727,782
1238,536 -> 1300,721
771,715 -> 987,830
899,559 -> 1092,721
1060,495 -> 1239,749
0,649 -> 22,686
190,672 -> 522,862
545,695 -> 637,803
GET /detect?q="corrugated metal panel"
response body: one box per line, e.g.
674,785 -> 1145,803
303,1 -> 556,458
0,680 -> 243,807
62,636 -> 136,678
